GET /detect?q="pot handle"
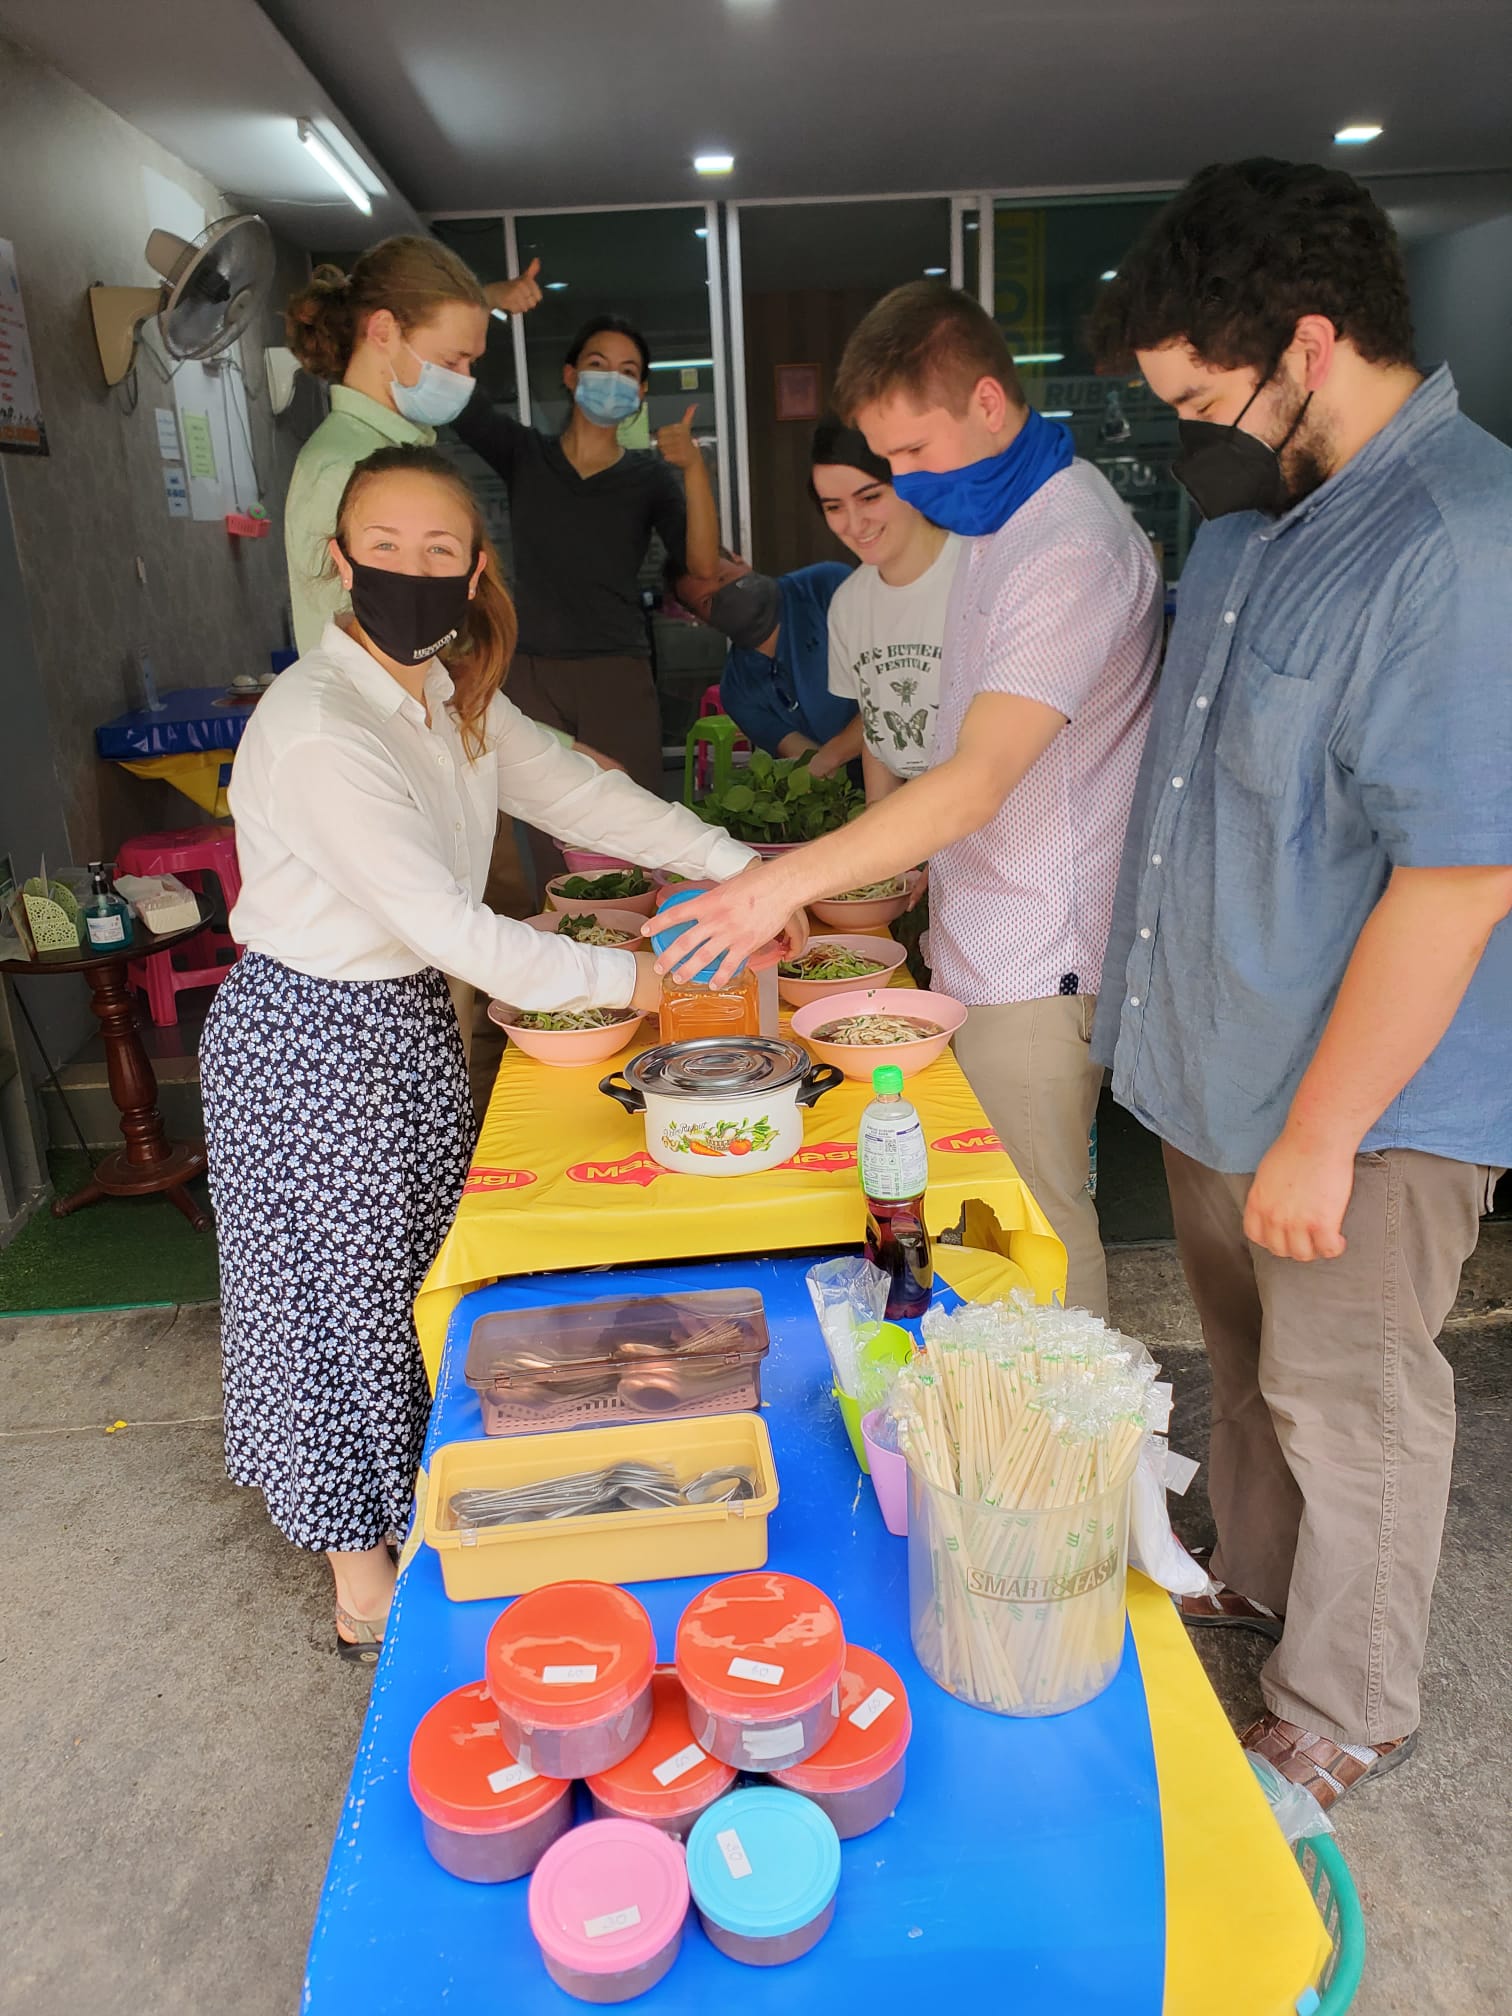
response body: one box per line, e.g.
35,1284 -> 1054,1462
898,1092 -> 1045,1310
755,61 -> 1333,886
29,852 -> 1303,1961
598,1071 -> 645,1114
797,1063 -> 846,1108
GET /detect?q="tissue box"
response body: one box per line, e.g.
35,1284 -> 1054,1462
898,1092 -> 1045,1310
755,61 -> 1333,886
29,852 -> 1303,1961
114,873 -> 201,935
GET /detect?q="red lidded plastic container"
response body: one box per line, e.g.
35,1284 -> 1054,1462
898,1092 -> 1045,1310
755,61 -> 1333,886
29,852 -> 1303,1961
675,1572 -> 845,1772
770,1644 -> 911,1838
407,1679 -> 574,1882
586,1666 -> 737,1841
487,1581 -> 657,1780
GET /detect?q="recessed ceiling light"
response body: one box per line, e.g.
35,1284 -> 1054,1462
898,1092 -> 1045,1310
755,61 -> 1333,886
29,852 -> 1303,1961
1100,269 -> 1117,282
1015,352 -> 1064,365
694,226 -> 709,239
693,152 -> 735,175
923,266 -> 946,277
1333,123 -> 1383,145
545,281 -> 568,291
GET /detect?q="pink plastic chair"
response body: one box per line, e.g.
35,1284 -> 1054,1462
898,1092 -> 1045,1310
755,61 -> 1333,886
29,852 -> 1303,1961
116,825 -> 242,1028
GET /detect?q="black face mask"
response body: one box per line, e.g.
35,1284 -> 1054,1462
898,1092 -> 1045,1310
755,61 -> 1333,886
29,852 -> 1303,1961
1171,379 -> 1313,521
706,571 -> 781,651
343,552 -> 473,666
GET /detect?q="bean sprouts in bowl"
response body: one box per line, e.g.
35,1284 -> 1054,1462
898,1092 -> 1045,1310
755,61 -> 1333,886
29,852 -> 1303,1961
790,986 -> 966,1081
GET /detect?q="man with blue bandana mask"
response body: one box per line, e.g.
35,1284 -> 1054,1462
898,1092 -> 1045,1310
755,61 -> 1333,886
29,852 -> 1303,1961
455,312 -> 721,889
651,284 -> 1160,1318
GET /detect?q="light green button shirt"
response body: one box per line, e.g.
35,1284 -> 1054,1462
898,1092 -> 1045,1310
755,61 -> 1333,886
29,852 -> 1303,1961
284,385 -> 435,655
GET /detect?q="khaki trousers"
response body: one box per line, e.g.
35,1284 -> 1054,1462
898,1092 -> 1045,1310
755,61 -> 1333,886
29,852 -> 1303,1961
506,651 -> 665,892
1163,1142 -> 1493,1745
952,995 -> 1107,1319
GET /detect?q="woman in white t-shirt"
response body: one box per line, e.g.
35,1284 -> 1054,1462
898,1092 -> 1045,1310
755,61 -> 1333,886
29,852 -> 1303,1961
813,418 -> 962,802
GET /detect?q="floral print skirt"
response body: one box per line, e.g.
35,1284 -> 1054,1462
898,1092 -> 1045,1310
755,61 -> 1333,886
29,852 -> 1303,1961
200,954 -> 474,1552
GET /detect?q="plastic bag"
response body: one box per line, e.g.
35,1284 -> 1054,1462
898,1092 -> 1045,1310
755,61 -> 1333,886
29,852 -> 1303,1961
1248,1756 -> 1335,1843
1127,1380 -> 1214,1596
805,1257 -> 888,1398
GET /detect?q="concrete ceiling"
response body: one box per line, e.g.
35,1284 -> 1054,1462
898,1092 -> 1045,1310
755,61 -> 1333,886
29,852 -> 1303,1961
2,0 -> 1509,250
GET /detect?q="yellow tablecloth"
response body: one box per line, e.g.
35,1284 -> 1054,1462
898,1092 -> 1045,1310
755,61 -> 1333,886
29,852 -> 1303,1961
414,1031 -> 1067,1380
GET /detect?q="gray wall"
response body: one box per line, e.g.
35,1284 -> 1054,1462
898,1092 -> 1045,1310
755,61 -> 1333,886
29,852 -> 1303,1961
0,30 -> 304,867
1407,213 -> 1512,447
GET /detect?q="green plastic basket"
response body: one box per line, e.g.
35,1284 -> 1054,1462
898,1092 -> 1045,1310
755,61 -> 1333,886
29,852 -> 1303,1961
1294,1833 -> 1365,2014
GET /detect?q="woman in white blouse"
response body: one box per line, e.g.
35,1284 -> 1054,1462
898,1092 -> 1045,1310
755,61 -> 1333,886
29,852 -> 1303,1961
200,443 -> 759,1658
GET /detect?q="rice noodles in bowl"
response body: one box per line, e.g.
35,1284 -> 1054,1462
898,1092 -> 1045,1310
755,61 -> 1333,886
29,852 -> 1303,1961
790,987 -> 966,1082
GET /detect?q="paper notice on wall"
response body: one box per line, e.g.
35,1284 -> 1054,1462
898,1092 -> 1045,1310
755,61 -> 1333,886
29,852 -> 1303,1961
182,412 -> 217,481
155,408 -> 182,460
163,465 -> 190,518
0,238 -> 48,456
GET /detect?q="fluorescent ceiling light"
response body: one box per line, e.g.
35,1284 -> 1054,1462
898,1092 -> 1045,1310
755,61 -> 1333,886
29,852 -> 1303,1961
965,219 -> 979,231
651,358 -> 714,370
1100,269 -> 1117,281
546,280 -> 568,290
1015,351 -> 1064,365
1333,123 -> 1383,144
1042,409 -> 1074,419
923,266 -> 946,277
693,152 -> 735,175
694,226 -> 709,239
296,118 -> 374,216
490,308 -> 508,322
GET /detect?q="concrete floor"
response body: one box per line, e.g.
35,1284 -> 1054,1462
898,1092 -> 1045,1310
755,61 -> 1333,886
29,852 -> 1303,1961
3,1235 -> 1510,2016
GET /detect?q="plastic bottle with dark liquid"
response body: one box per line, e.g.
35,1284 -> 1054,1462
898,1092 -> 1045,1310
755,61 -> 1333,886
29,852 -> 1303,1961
858,1064 -> 933,1320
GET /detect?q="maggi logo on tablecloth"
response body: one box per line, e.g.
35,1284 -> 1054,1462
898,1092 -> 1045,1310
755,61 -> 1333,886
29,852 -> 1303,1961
567,1153 -> 665,1189
785,1141 -> 857,1173
932,1127 -> 1002,1155
462,1166 -> 538,1195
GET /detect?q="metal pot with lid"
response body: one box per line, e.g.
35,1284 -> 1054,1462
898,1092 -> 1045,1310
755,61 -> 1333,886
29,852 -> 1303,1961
600,1037 -> 843,1176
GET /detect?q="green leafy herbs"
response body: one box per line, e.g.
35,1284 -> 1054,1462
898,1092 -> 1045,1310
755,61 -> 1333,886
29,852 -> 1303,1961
555,913 -> 638,947
778,944 -> 886,981
509,1008 -> 637,1032
554,869 -> 652,901
695,749 -> 863,844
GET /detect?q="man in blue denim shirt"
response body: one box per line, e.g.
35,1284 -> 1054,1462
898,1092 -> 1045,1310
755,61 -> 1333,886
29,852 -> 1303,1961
1092,160 -> 1512,1808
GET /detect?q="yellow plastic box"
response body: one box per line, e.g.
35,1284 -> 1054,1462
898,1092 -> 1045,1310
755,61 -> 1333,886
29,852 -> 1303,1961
424,1413 -> 780,1602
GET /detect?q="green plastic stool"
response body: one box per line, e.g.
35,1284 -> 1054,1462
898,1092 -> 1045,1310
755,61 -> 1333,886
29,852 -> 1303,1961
684,713 -> 743,806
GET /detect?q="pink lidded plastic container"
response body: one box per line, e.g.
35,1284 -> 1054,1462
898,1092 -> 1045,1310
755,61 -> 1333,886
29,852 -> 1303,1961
407,1680 -> 574,1883
675,1572 -> 845,1772
487,1581 -> 656,1780
685,1787 -> 842,1967
528,1817 -> 689,2004
770,1644 -> 911,1838
586,1666 -> 737,1841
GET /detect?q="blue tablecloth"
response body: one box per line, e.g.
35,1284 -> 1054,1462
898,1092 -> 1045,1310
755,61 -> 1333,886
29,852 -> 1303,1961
303,1253 -> 1167,2015
94,686 -> 255,760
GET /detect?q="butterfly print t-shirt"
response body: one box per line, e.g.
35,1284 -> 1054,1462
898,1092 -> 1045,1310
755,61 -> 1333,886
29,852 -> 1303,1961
827,534 -> 962,778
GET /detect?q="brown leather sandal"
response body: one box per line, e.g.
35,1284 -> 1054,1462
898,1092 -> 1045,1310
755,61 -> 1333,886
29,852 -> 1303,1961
1242,1711 -> 1419,1811
335,1604 -> 388,1665
1174,1547 -> 1284,1643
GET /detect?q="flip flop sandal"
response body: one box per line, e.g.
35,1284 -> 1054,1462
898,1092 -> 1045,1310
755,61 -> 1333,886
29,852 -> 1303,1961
335,1604 -> 388,1665
1175,1543 -> 1284,1643
1241,1711 -> 1419,1811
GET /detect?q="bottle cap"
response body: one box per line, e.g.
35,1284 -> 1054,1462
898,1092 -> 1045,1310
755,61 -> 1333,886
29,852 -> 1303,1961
871,1065 -> 904,1096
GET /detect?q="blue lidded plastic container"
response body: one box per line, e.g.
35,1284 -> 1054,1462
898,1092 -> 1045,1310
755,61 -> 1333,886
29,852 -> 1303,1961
649,883 -> 747,987
685,1786 -> 841,1967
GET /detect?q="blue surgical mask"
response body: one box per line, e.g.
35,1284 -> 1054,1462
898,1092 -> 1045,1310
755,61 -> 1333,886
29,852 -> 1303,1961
574,369 -> 643,427
390,343 -> 474,428
892,408 -> 1075,537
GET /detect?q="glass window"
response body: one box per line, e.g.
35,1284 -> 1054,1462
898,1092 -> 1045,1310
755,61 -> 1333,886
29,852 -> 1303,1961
991,195 -> 1190,578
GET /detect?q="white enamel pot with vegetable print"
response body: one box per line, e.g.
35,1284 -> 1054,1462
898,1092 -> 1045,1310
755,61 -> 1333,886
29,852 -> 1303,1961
600,1036 -> 843,1177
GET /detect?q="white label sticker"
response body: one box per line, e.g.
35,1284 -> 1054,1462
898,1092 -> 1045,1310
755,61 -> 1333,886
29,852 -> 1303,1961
742,1721 -> 806,1761
486,1761 -> 538,1795
87,913 -> 127,946
716,1829 -> 753,1880
728,1657 -> 784,1687
849,1686 -> 896,1733
584,1905 -> 642,1940
651,1742 -> 706,1788
542,1664 -> 598,1685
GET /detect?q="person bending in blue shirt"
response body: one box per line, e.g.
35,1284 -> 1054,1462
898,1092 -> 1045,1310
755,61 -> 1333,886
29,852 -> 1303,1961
1091,158 -> 1512,1808
674,552 -> 862,776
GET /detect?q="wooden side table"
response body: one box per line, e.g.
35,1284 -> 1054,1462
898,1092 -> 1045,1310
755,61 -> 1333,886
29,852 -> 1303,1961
0,901 -> 223,1229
